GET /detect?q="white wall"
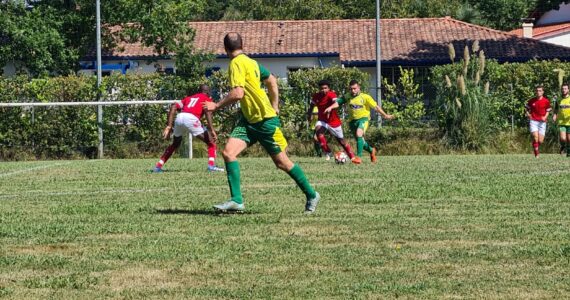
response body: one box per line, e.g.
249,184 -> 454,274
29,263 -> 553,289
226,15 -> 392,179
537,3 -> 570,25
77,59 -> 175,76
541,32 -> 570,48
357,67 -> 379,100
2,62 -> 17,76
207,56 -> 340,80
78,56 -> 340,80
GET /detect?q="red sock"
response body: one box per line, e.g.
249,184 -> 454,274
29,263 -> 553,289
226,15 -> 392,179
532,141 -> 539,156
342,143 -> 355,159
207,143 -> 216,167
157,144 -> 177,168
318,135 -> 331,153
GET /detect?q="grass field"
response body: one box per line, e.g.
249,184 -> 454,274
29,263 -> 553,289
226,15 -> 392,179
1,155 -> 570,299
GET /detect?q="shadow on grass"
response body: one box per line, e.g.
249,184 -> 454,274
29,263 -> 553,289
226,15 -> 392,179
147,169 -> 186,174
154,208 -> 254,216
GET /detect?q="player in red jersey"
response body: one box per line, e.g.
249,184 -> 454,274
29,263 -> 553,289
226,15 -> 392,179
525,85 -> 552,158
307,80 -> 360,164
152,84 -> 224,172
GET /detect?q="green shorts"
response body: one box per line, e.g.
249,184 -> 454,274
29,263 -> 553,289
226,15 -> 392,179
348,117 -> 370,135
230,116 -> 288,155
560,125 -> 570,133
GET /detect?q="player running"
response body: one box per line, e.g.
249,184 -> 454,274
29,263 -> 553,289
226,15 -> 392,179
152,84 -> 224,173
324,80 -> 393,163
525,85 -> 551,158
553,83 -> 570,157
203,32 -> 319,214
307,80 -> 360,164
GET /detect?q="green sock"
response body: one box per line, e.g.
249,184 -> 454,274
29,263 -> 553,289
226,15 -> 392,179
225,161 -> 243,204
356,137 -> 364,157
287,164 -> 317,199
363,140 -> 373,153
314,141 -> 322,157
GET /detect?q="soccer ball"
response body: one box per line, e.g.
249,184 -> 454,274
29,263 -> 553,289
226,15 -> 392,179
334,151 -> 348,164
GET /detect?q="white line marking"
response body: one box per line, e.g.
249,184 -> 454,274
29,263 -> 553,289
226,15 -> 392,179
0,188 -> 170,199
0,162 -> 72,178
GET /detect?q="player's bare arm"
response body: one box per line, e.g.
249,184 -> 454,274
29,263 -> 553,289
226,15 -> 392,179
205,110 -> 217,143
203,87 -> 244,112
324,99 -> 340,114
264,74 -> 279,114
375,105 -> 394,120
163,104 -> 178,139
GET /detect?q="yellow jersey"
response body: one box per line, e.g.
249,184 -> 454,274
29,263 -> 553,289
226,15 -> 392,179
229,54 -> 276,124
337,92 -> 377,121
310,106 -> 318,129
557,96 -> 570,126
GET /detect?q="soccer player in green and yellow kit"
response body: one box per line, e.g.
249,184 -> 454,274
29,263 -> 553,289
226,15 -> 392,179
203,32 -> 320,213
310,106 -> 323,157
324,80 -> 393,163
553,83 -> 570,157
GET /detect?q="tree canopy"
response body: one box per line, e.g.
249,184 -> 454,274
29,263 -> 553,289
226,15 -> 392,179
1,0 -> 569,77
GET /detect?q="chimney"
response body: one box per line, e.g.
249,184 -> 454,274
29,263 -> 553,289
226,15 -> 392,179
521,18 -> 535,38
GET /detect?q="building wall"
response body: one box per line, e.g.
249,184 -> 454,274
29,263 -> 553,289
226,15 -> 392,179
77,59 -> 176,76
537,3 -> 570,25
540,32 -> 570,48
2,62 -> 18,76
358,67 -> 379,99
77,57 -> 391,101
206,56 -> 340,80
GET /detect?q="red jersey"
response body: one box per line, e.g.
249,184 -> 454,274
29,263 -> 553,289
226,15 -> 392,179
311,91 -> 342,127
526,97 -> 551,121
175,93 -> 213,118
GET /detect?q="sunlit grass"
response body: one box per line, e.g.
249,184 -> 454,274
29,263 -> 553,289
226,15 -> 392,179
1,155 -> 570,299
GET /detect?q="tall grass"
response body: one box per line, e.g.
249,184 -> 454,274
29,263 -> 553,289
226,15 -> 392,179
435,43 -> 493,150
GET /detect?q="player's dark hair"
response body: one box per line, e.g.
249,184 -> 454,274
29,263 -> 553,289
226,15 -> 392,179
199,84 -> 210,95
349,80 -> 359,86
317,80 -> 330,87
535,85 -> 544,90
224,33 -> 243,52
562,83 -> 569,88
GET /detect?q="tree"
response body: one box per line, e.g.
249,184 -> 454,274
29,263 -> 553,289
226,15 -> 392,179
1,0 -> 212,78
0,2 -> 78,76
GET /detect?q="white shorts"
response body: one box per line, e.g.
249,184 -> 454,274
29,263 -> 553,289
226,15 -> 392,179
529,120 -> 547,136
173,113 -> 205,137
315,121 -> 344,139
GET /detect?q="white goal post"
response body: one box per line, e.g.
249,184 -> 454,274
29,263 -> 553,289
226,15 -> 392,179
0,100 -> 196,159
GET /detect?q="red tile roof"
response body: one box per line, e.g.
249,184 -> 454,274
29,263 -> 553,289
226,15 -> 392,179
97,18 -> 570,65
509,22 -> 570,39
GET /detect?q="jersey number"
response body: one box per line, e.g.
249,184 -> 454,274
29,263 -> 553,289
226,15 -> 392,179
187,97 -> 199,108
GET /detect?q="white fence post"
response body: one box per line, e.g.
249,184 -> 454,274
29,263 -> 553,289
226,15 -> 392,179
188,133 -> 193,159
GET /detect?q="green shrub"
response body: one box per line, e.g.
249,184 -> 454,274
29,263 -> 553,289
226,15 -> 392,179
382,67 -> 426,127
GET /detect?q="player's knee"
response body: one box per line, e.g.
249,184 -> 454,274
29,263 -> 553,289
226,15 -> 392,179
274,160 -> 291,171
222,148 -> 236,161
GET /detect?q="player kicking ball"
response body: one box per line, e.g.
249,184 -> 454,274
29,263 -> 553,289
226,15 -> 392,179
152,84 -> 224,173
307,80 -> 360,164
325,80 -> 393,163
